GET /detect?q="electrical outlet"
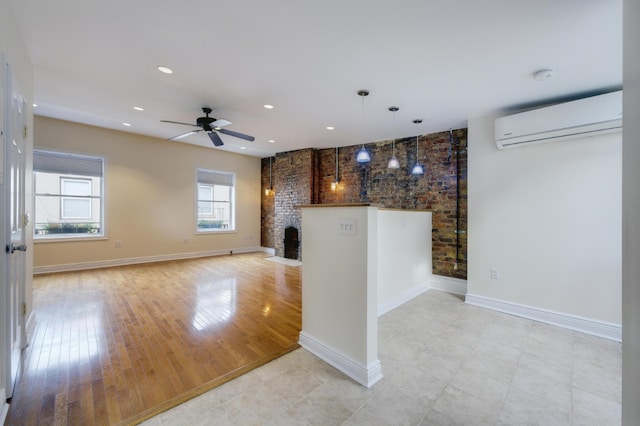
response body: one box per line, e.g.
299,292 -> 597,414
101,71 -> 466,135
490,267 -> 501,280
115,241 -> 122,248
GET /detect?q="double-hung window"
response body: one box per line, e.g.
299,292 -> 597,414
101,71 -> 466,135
196,169 -> 234,232
34,150 -> 104,238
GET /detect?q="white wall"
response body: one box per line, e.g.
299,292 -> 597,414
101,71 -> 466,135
377,209 -> 432,315
0,0 -> 34,417
299,205 -> 381,387
622,0 -> 640,421
468,115 -> 622,329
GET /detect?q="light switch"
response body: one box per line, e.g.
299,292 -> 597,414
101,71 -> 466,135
339,218 -> 356,236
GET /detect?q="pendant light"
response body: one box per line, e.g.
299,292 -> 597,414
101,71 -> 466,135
356,90 -> 371,163
264,156 -> 274,195
387,106 -> 400,169
411,119 -> 424,175
331,147 -> 340,191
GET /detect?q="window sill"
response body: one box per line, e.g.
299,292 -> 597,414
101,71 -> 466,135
34,235 -> 108,243
195,229 -> 237,235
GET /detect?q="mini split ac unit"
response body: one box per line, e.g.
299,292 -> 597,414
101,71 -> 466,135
495,90 -> 622,149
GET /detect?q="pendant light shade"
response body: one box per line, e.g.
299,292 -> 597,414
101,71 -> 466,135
411,119 -> 424,175
388,156 -> 400,169
356,146 -> 371,163
387,106 -> 400,169
356,90 -> 370,163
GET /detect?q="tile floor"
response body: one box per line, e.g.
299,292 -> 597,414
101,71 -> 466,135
141,290 -> 621,425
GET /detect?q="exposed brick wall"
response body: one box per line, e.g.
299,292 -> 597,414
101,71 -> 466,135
260,129 -> 467,279
272,149 -> 315,260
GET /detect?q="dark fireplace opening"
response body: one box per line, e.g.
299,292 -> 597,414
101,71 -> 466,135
284,226 -> 299,259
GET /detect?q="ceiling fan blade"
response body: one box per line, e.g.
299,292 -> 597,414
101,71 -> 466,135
218,128 -> 255,141
168,129 -> 202,141
208,131 -> 224,146
161,120 -> 199,127
211,118 -> 231,128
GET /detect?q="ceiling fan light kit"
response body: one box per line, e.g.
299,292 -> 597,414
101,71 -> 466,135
161,107 -> 255,147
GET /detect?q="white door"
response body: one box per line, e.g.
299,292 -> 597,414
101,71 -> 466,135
2,58 -> 27,398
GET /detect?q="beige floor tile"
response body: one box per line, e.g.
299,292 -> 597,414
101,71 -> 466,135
431,385 -> 500,425
223,381 -> 290,424
572,359 -> 622,403
501,386 -> 570,425
572,387 -> 621,425
419,408 -> 459,426
265,366 -> 325,406
387,364 -> 449,405
286,383 -> 357,425
510,364 -> 572,408
343,408 -> 391,426
462,353 -> 518,383
448,366 -> 510,408
362,381 -> 431,425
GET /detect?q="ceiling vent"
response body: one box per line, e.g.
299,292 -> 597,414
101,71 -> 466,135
495,90 -> 622,149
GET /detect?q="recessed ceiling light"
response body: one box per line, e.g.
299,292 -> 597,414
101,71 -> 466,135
326,126 -> 335,130
268,139 -> 275,143
263,104 -> 274,109
240,147 -> 247,150
133,106 -> 144,111
122,122 -> 132,127
533,69 -> 554,81
33,103 -> 38,108
157,66 -> 173,74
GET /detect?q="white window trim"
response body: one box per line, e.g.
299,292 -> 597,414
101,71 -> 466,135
33,149 -> 106,240
195,168 -> 235,233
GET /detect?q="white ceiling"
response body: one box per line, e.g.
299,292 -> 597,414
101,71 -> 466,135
10,0 -> 622,158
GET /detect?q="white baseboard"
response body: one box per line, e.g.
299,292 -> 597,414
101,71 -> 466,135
261,247 -> 276,255
430,275 -> 468,296
378,282 -> 430,317
33,246 -> 263,274
298,331 -> 383,388
465,293 -> 622,342
1,389 -> 8,425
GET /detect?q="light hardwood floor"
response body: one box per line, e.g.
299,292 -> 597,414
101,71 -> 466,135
5,253 -> 302,425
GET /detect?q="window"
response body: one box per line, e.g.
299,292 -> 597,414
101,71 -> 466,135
61,178 -> 91,219
34,150 -> 104,238
196,169 -> 234,231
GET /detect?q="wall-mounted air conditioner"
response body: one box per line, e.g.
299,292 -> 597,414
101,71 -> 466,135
495,90 -> 622,149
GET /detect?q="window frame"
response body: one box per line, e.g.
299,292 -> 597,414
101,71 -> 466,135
33,149 -> 105,241
196,168 -> 235,233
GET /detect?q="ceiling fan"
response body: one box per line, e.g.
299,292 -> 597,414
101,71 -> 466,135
161,107 -> 255,146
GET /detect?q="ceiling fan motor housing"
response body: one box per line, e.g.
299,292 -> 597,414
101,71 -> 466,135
197,116 -> 215,131
197,107 -> 215,130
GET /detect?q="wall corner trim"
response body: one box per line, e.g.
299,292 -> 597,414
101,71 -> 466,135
429,275 -> 468,296
1,389 -> 9,425
298,332 -> 383,388
465,293 -> 622,342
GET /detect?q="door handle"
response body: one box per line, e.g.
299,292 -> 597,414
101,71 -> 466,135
6,243 -> 27,253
